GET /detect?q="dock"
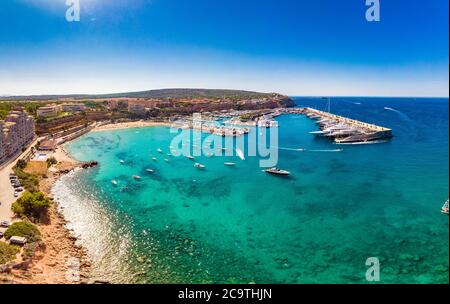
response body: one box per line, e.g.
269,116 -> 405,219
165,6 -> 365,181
300,108 -> 393,144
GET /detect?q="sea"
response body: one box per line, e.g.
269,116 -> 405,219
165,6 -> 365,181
52,97 -> 449,284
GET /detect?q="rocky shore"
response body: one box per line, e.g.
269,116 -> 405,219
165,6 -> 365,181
1,148 -> 93,284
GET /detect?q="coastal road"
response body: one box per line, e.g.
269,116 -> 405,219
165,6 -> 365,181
0,139 -> 40,224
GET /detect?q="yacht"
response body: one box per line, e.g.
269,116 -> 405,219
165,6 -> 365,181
145,169 -> 154,173
186,155 -> 195,160
133,175 -> 141,180
157,148 -> 163,153
120,160 -> 125,164
224,162 -> 236,166
112,180 -> 118,186
263,168 -> 291,176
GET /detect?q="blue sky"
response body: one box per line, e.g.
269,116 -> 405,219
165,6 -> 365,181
0,0 -> 448,96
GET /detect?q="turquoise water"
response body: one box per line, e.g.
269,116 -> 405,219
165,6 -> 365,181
53,97 -> 449,284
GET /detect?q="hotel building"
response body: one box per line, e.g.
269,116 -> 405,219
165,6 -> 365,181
0,110 -> 36,165
36,104 -> 62,117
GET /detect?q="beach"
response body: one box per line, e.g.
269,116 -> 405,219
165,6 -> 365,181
1,121 -> 168,284
93,121 -> 170,132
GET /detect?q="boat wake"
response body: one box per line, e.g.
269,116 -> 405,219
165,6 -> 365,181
335,140 -> 388,145
309,149 -> 344,152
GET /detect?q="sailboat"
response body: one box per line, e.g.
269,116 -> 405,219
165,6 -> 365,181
442,199 -> 449,215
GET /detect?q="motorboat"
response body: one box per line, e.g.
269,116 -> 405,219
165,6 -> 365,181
263,167 -> 291,176
186,155 -> 195,160
133,175 -> 142,180
112,180 -> 118,186
157,148 -> 163,153
224,162 -> 236,166
194,163 -> 206,169
145,169 -> 154,173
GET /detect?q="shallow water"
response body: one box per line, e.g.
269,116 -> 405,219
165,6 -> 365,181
53,97 -> 449,283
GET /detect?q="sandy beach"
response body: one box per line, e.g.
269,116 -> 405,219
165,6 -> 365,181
93,120 -> 170,132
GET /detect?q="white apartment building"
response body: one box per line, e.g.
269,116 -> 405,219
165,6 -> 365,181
0,110 -> 36,164
36,104 -> 62,117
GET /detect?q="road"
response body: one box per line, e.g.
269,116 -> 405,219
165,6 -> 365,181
0,139 -> 39,225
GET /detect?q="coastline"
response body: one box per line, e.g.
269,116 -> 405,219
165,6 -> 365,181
92,120 -> 170,132
2,147 -> 92,284
3,121 -> 168,284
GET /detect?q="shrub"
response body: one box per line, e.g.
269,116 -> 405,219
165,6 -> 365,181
4,221 -> 41,243
46,157 -> 57,168
0,242 -> 20,264
13,167 -> 39,193
11,191 -> 51,221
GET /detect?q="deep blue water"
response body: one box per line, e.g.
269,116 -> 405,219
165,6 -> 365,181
53,97 -> 449,283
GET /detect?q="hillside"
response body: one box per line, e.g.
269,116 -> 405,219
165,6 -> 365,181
0,88 -> 287,101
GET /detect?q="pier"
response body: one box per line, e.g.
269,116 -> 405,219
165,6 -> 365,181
300,108 -> 393,144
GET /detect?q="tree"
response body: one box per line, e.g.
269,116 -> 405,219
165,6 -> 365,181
4,221 -> 41,243
12,191 -> 51,221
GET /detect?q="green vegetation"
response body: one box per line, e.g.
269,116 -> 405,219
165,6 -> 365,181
11,191 -> 51,221
4,221 -> 41,243
46,157 -> 57,168
13,166 -> 39,193
239,113 -> 256,121
0,102 -> 12,120
0,242 -> 20,264
0,89 -> 285,101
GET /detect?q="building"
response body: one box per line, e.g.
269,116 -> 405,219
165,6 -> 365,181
37,139 -> 57,151
61,103 -> 86,113
128,103 -> 146,114
0,110 -> 36,164
37,104 -> 62,117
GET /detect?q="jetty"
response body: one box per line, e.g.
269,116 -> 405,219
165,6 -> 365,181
300,108 -> 393,144
173,120 -> 250,137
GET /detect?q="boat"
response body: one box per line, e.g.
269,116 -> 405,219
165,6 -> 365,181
152,157 -> 157,161
112,180 -> 118,186
224,162 -> 236,166
186,155 -> 195,160
157,148 -> 163,153
164,159 -> 169,162
442,199 -> 449,215
120,160 -> 125,164
221,148 -> 228,151
133,175 -> 142,180
145,169 -> 154,173
194,163 -> 206,169
263,167 -> 291,176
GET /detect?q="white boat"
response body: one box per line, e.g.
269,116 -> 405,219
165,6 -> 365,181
112,180 -> 118,186
164,159 -> 169,162
120,160 -> 125,164
186,155 -> 195,160
194,163 -> 206,169
263,167 -> 291,176
133,175 -> 141,180
145,169 -> 154,173
157,148 -> 163,153
152,157 -> 157,161
221,148 -> 228,151
235,148 -> 245,160
442,199 -> 449,215
224,162 -> 236,166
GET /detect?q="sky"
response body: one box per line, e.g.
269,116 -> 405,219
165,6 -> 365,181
0,0 -> 448,97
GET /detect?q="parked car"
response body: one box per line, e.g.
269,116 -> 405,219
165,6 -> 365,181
0,221 -> 11,228
0,231 -> 4,238
14,192 -> 19,197
16,187 -> 24,192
